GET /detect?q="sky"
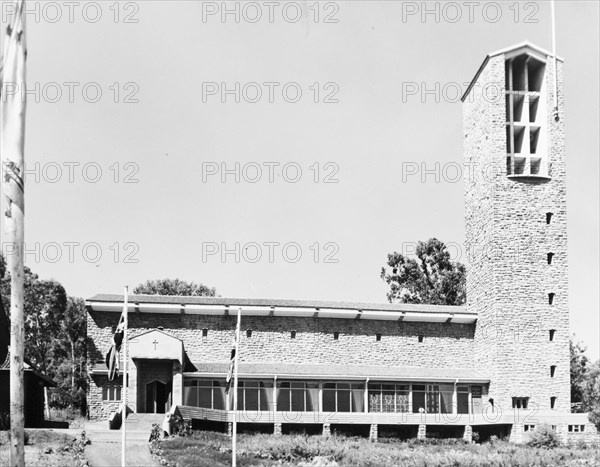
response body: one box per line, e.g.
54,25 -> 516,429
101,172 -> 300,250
0,1 -> 598,358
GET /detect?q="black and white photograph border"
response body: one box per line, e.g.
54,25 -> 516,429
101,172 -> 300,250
0,1 -> 599,466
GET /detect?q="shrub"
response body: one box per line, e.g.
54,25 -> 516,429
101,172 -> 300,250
526,424 -> 561,448
149,423 -> 162,443
170,413 -> 191,437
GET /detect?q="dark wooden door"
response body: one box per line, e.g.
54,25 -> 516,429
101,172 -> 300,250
146,381 -> 167,413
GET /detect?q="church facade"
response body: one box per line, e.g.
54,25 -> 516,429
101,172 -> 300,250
85,42 -> 597,443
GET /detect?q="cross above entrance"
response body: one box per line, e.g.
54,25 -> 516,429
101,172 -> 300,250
152,339 -> 158,350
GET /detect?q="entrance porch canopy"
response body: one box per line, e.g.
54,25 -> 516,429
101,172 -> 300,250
129,329 -> 184,364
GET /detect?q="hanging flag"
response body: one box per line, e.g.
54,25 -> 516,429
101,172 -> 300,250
224,346 -> 236,394
105,310 -> 126,380
225,309 -> 242,395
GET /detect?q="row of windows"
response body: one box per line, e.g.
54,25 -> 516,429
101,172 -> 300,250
183,380 -> 486,415
199,329 -> 426,342
101,386 -> 121,402
526,425 -> 586,433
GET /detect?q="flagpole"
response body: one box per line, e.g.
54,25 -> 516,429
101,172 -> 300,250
1,2 -> 27,466
231,307 -> 241,467
121,286 -> 129,467
550,0 -> 559,121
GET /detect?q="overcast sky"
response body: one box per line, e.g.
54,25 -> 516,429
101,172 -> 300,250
1,1 -> 598,357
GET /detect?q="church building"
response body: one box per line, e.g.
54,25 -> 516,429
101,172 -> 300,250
86,42 -> 598,443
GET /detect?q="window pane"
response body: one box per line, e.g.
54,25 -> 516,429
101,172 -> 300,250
413,388 -> 425,413
306,385 -> 317,412
277,387 -> 290,411
395,387 -> 409,413
457,392 -> 469,414
102,387 -> 108,401
382,388 -> 395,413
439,385 -> 453,414
426,386 -> 440,413
351,388 -> 364,413
245,386 -> 259,411
337,389 -> 350,412
291,389 -> 304,411
323,389 -> 336,412
260,382 -> 273,411
213,384 -> 225,410
198,387 -> 211,408
369,393 -> 381,413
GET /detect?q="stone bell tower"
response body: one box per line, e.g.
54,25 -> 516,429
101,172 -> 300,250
462,42 -> 569,415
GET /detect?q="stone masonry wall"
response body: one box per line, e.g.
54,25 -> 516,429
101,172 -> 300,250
88,310 -> 477,418
88,311 -> 475,369
464,54 -> 570,413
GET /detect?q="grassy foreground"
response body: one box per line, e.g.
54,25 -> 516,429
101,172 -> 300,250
152,431 -> 599,467
0,430 -> 88,467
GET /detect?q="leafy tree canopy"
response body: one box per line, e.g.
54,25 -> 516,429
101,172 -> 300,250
133,278 -> 217,297
381,238 -> 466,306
570,337 -> 600,429
0,254 -> 87,412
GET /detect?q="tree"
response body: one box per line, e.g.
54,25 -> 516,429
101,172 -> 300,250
133,278 -> 217,297
581,361 -> 600,429
380,238 -> 466,305
50,297 -> 88,411
0,260 -> 67,374
0,255 -> 87,412
570,338 -> 589,409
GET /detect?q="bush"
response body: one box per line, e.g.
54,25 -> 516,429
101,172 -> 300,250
149,423 -> 162,443
526,424 -> 561,448
170,413 -> 191,437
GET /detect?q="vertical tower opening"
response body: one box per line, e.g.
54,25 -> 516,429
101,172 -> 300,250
550,396 -> 557,409
546,212 -> 553,224
549,329 -> 556,341
505,54 -> 548,178
547,252 -> 554,265
548,293 -> 555,305
550,365 -> 557,377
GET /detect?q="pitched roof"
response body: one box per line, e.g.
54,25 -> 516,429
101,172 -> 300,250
0,348 -> 56,386
461,40 -> 564,102
87,294 -> 469,315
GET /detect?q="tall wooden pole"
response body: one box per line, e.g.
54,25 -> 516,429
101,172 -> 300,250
121,286 -> 129,467
1,2 -> 27,466
231,307 -> 241,467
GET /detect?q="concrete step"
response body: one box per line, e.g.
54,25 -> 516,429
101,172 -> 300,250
85,430 -> 151,443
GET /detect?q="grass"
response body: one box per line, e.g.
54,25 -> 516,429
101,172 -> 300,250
0,430 -> 89,467
153,430 -> 600,467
